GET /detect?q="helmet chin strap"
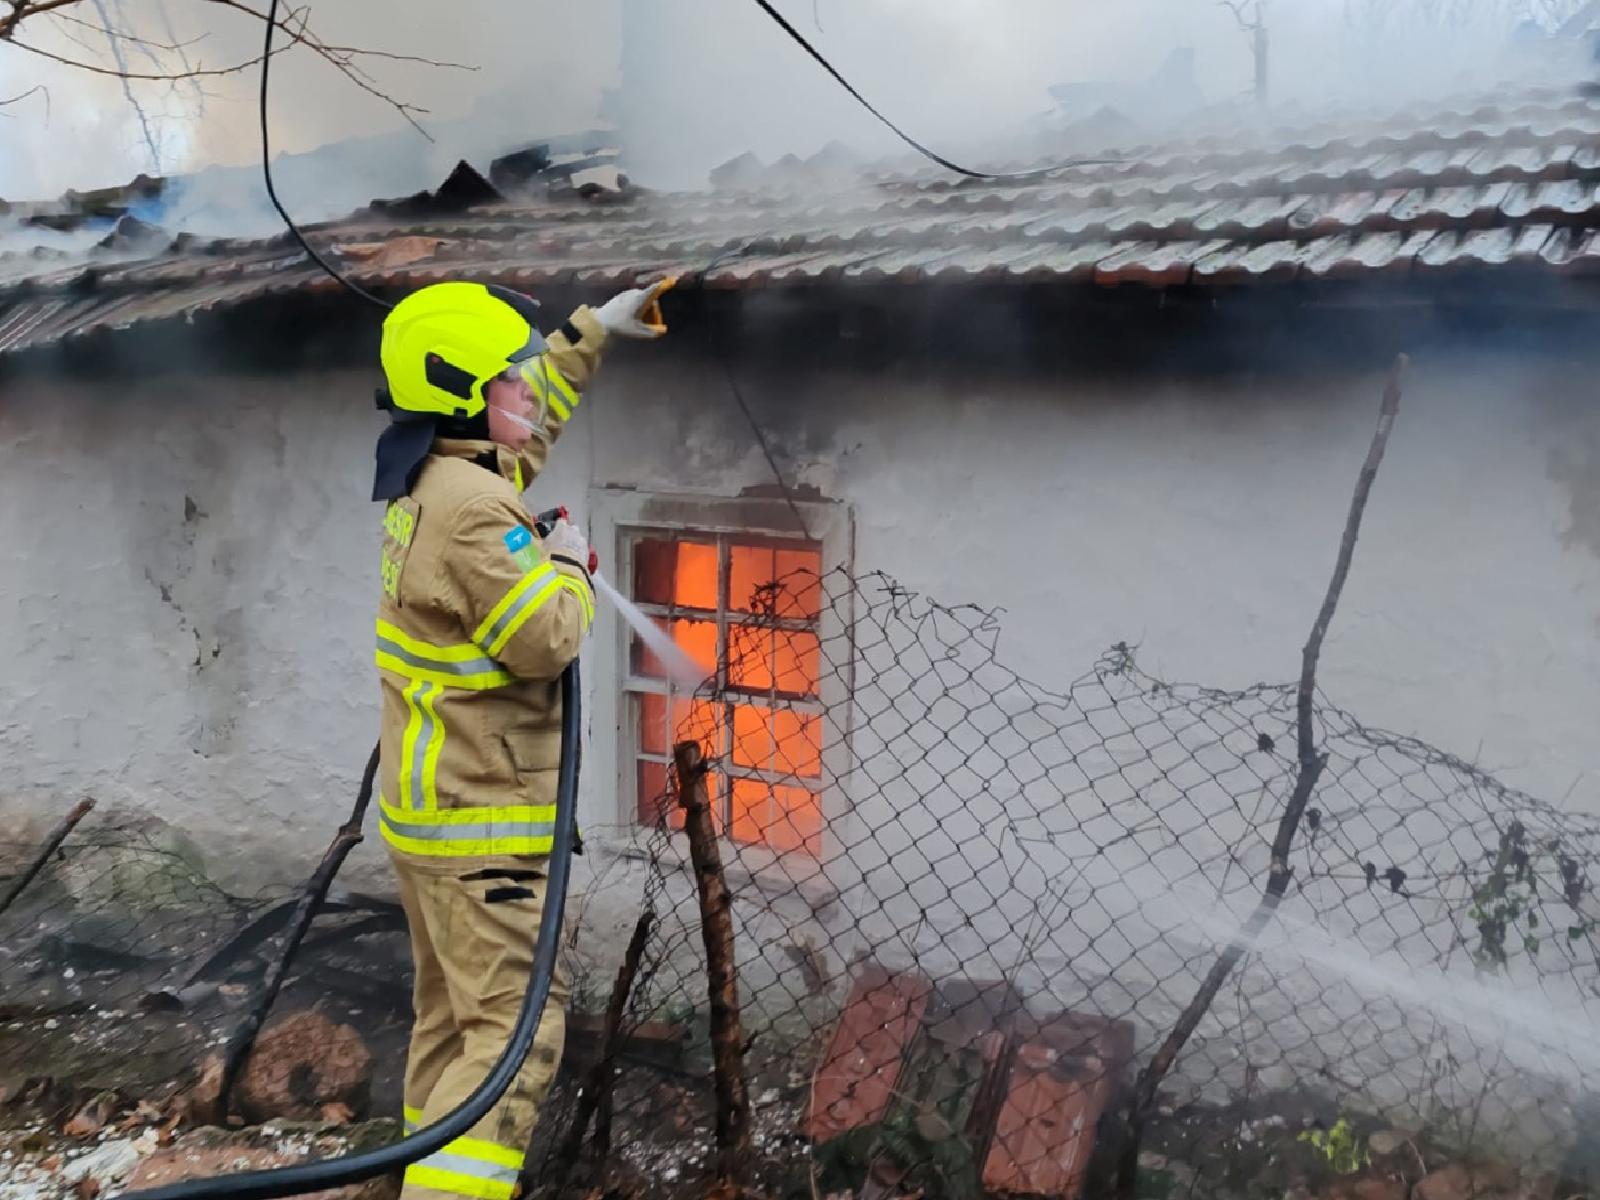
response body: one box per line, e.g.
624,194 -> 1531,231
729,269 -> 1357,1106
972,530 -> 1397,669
491,355 -> 554,437
492,405 -> 540,435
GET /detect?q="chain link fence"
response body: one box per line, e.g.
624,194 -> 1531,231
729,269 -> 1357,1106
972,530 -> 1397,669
2,566 -> 1598,1200
536,568 -> 1600,1200
0,815 -> 277,1095
0,810 -> 421,1123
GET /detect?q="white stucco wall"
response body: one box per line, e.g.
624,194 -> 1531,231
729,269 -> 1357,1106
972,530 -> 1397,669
0,367 -> 390,887
584,347 -> 1600,808
4,330 -> 1598,1138
2,343 -> 1598,878
574,346 -> 1600,1141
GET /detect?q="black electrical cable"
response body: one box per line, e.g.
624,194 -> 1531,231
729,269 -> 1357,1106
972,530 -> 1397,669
259,0 -> 391,310
747,0 -> 1117,181
683,241 -> 813,540
122,661 -> 583,1200
125,21 -> 584,1195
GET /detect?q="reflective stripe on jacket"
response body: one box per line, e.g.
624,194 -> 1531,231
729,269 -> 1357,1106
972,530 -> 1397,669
375,307 -> 605,860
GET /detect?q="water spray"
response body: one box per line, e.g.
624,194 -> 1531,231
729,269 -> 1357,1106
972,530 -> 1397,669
1140,878 -> 1600,1086
529,507 -> 706,692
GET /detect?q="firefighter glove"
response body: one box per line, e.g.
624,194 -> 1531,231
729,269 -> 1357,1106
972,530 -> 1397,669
594,279 -> 673,339
543,518 -> 597,576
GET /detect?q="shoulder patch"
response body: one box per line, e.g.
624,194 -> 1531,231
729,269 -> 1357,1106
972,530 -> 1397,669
503,524 -> 541,572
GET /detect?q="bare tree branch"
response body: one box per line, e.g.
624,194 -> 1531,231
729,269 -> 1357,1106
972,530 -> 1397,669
153,0 -> 208,114
41,12 -> 103,54
8,34 -> 285,80
92,0 -> 163,170
1,0 -> 86,40
2,0 -> 475,138
0,82 -> 49,117
1115,356 -> 1408,1200
51,6 -> 207,52
203,0 -> 473,69
1218,0 -> 1269,105
1219,0 -> 1256,30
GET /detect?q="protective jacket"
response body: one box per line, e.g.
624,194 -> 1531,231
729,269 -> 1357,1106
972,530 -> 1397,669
374,307 -> 606,860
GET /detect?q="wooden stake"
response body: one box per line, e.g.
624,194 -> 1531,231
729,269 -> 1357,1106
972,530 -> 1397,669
674,739 -> 752,1185
213,741 -> 380,1123
544,908 -> 655,1185
0,797 -> 95,918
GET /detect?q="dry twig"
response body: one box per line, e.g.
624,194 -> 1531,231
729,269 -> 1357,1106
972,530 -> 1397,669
0,797 -> 94,917
1,0 -> 473,136
545,908 -> 655,1187
211,741 -> 379,1121
0,81 -> 48,114
1116,355 -> 1410,1198
1218,0 -> 1256,28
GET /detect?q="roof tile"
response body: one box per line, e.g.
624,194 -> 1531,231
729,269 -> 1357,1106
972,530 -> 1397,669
1306,229 -> 1408,277
5,87 -> 1600,353
1095,237 -> 1233,286
1501,178 -> 1597,219
1554,226 -> 1600,270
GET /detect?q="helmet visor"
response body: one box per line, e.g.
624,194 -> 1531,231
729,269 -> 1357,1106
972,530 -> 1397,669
490,355 -> 555,431
484,284 -> 548,364
505,324 -> 549,365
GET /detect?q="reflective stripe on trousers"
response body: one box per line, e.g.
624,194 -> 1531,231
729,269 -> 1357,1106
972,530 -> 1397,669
379,795 -> 557,858
404,1132 -> 523,1200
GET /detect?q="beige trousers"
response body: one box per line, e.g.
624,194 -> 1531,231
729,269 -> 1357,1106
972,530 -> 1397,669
390,851 -> 568,1200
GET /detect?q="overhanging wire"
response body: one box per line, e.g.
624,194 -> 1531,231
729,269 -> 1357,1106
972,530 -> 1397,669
746,0 -> 1119,181
259,0 -> 391,310
689,242 -> 815,543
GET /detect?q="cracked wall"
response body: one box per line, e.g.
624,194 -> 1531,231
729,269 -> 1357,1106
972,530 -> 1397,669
0,368 -> 389,890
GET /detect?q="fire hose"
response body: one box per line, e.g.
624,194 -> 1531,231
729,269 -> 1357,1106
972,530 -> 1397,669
123,657 -> 582,1200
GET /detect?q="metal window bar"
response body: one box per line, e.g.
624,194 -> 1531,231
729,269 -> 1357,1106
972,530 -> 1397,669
620,526 -> 824,845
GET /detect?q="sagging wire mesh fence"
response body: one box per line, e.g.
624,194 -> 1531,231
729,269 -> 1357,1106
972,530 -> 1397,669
536,565 -> 1600,1200
0,563 -> 1596,1197
0,813 -> 277,1091
0,804 -> 422,1128
3,365 -> 1599,1196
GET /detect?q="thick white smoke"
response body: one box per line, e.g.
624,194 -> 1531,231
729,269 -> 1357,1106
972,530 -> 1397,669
0,1 -> 1590,224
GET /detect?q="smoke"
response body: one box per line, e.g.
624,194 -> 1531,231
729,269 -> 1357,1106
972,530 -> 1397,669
0,0 -> 621,205
0,0 -> 1592,222
614,0 -> 1594,189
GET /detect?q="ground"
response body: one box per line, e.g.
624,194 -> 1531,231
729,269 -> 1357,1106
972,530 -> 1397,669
0,902 -> 1587,1200
0,1116 -> 403,1200
0,1039 -> 1585,1200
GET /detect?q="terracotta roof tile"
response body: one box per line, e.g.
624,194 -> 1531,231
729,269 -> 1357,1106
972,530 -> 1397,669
5,87 -> 1600,353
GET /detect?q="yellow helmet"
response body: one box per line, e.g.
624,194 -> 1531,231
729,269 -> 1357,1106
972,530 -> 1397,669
377,281 -> 548,418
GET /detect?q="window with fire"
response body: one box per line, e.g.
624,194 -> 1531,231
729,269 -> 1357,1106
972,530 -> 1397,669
625,532 -> 824,856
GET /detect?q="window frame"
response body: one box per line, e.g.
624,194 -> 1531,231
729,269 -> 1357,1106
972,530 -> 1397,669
625,531 -> 827,839
586,488 -> 854,873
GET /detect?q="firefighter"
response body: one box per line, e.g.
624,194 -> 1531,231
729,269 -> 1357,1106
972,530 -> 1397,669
371,279 -> 667,1200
